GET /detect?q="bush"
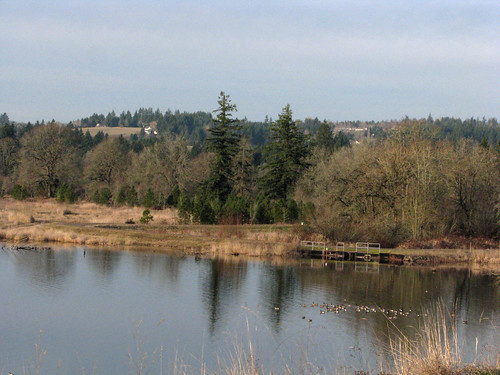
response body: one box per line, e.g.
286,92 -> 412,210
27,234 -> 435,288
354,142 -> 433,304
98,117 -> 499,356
285,199 -> 299,223
221,194 -> 250,224
140,209 -> 153,224
192,194 -> 216,224
55,185 -> 65,202
101,188 -> 112,205
166,185 -> 181,207
92,188 -> 112,205
253,198 -> 272,224
11,184 -> 29,200
91,190 -> 101,204
126,186 -> 138,206
177,191 -> 192,224
116,187 -> 127,205
56,184 -> 77,203
142,188 -> 156,208
299,201 -> 316,223
272,199 -> 285,223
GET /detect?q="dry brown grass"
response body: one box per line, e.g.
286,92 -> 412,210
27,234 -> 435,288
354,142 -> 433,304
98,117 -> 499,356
0,198 -> 177,226
209,240 -> 296,257
80,126 -> 142,137
468,249 -> 500,265
0,198 -> 299,256
401,235 -> 500,250
389,304 -> 500,375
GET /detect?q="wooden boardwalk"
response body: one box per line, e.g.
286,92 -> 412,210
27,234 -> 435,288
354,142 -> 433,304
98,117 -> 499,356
299,241 -> 410,265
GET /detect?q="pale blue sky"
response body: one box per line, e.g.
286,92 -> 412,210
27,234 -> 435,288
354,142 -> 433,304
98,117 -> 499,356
1,0 -> 499,122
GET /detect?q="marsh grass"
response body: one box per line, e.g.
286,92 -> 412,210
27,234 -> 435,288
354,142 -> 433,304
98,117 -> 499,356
388,304 -> 500,375
468,250 -> 500,265
0,198 -> 299,256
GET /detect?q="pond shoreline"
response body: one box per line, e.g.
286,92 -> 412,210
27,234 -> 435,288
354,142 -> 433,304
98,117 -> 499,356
1,198 -> 499,267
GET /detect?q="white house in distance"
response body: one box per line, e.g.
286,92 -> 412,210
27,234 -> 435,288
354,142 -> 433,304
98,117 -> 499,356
144,125 -> 158,136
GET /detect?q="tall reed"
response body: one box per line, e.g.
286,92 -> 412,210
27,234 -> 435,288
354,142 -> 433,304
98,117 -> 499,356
389,303 -> 499,375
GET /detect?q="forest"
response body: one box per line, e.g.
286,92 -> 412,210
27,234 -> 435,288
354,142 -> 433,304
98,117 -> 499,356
0,93 -> 499,247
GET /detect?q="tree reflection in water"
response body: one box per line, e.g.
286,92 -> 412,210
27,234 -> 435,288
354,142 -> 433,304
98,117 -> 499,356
200,257 -> 248,336
11,247 -> 77,291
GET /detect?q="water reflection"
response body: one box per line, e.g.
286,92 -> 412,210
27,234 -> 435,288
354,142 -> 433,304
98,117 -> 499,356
292,262 -> 500,355
200,258 -> 248,335
258,265 -> 298,332
86,249 -> 122,281
131,252 -> 186,286
0,246 -> 498,374
11,247 -> 76,291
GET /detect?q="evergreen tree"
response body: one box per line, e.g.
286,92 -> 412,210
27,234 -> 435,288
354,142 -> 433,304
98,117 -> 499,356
480,137 -> 489,149
232,136 -> 254,197
260,105 -> 309,200
332,131 -> 351,151
126,186 -> 138,206
315,120 -> 335,153
206,92 -> 240,202
142,188 -> 157,208
177,191 -> 192,224
0,113 -> 9,126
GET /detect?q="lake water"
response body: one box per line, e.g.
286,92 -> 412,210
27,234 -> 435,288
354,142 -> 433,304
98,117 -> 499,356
0,245 -> 499,374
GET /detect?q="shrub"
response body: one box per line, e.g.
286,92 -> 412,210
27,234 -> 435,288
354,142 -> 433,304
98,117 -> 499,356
166,185 -> 181,207
92,188 -> 112,205
253,198 -> 272,224
192,194 -> 216,224
272,199 -> 285,223
142,188 -> 156,208
11,184 -> 29,200
56,184 -> 77,203
100,188 -> 112,205
116,187 -> 127,205
126,186 -> 138,206
299,201 -> 316,222
221,194 -> 250,224
177,191 -> 192,224
55,185 -> 66,203
285,199 -> 299,223
140,209 -> 153,224
91,190 -> 101,204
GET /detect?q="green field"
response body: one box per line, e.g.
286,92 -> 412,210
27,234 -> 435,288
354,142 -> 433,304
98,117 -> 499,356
80,126 -> 142,137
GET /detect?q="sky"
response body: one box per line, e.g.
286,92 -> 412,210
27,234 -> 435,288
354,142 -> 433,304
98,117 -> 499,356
1,0 -> 499,123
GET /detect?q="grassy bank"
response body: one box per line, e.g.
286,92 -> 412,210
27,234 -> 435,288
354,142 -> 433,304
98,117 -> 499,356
1,198 -> 499,264
0,198 -> 299,256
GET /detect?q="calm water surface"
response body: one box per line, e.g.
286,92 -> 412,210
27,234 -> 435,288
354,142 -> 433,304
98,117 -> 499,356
0,245 -> 499,374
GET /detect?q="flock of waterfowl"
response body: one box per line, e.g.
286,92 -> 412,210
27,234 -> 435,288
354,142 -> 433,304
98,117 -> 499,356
284,302 -> 428,322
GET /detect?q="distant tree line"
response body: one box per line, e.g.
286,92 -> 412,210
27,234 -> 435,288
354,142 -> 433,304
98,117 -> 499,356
0,103 -> 499,246
73,108 -> 500,148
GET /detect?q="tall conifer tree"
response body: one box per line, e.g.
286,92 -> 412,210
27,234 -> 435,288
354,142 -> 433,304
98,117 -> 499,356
206,92 -> 240,202
260,104 -> 309,200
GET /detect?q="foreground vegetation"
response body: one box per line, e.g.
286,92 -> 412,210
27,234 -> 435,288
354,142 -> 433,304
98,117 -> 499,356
14,304 -> 500,375
1,95 -> 499,248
